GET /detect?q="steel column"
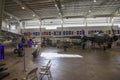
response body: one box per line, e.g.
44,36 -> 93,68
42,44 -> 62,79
0,0 -> 5,32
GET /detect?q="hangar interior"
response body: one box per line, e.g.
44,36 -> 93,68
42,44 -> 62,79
0,0 -> 120,80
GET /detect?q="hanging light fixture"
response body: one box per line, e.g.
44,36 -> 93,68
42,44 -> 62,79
33,14 -> 35,17
21,6 -> 25,9
89,10 -> 91,13
93,0 -> 96,2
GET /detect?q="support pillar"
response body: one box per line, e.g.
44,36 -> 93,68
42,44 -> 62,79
85,18 -> 88,35
39,19 -> 42,47
0,0 -> 5,33
61,18 -> 64,42
20,22 -> 25,34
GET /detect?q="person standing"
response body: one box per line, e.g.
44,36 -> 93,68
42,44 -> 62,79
81,35 -> 87,49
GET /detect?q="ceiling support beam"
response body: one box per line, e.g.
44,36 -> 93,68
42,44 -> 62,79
4,11 -> 20,21
113,7 -> 120,14
52,0 -> 64,38
25,0 -> 52,4
100,0 -> 111,6
13,0 -> 40,18
53,0 -> 63,18
85,0 -> 95,18
52,0 -> 65,41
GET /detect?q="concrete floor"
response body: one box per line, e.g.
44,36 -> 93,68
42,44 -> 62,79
1,45 -> 120,80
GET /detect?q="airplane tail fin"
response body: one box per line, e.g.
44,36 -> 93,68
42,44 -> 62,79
111,26 -> 118,41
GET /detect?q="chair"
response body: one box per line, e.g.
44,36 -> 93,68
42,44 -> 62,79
41,60 -> 51,70
39,63 -> 52,80
23,68 -> 38,80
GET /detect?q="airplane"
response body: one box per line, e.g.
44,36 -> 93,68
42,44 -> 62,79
81,28 -> 118,50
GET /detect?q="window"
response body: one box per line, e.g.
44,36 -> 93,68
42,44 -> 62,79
10,25 -> 16,30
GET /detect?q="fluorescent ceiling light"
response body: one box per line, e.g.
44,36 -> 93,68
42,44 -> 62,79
93,0 -> 96,2
55,4 -> 57,7
59,13 -> 61,15
89,10 -> 91,13
21,6 -> 25,9
33,14 -> 35,17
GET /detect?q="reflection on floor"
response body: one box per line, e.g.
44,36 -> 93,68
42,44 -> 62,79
41,52 -> 83,58
1,46 -> 120,80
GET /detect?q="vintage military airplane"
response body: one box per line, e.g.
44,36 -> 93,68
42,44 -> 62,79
81,28 -> 118,50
